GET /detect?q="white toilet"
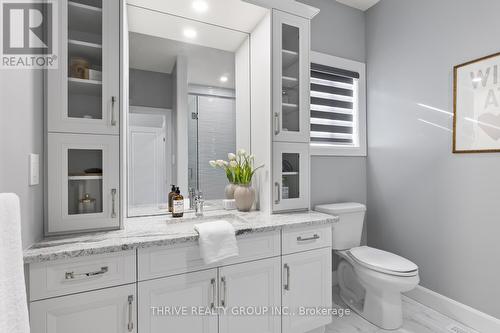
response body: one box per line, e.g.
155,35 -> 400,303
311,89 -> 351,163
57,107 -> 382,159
315,203 -> 419,330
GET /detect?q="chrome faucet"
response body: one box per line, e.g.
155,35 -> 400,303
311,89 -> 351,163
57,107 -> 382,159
188,187 -> 196,210
194,191 -> 204,217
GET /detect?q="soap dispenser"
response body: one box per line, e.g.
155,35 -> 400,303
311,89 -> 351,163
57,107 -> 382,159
168,184 -> 176,212
172,187 -> 184,218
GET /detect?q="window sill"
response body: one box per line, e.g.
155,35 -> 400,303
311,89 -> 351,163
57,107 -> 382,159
310,144 -> 367,157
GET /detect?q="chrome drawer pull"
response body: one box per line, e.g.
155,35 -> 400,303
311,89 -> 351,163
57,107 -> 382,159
210,278 -> 216,310
297,234 -> 320,242
65,266 -> 108,280
274,112 -> 280,135
111,96 -> 117,126
284,264 -> 290,291
111,188 -> 117,218
274,182 -> 281,204
127,295 -> 134,332
220,277 -> 227,308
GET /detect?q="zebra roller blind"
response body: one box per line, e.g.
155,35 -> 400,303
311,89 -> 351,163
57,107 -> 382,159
310,62 -> 360,146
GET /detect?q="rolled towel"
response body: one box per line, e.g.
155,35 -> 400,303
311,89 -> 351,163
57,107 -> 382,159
194,220 -> 239,265
0,193 -> 30,333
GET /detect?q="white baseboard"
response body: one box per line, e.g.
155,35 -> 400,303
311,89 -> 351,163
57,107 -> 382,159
405,285 -> 500,333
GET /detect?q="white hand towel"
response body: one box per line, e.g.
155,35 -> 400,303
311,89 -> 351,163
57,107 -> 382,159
0,193 -> 30,333
194,220 -> 239,265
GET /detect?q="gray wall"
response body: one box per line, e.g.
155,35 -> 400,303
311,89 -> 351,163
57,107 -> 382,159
129,69 -> 173,109
0,70 -> 44,249
299,0 -> 367,208
366,0 -> 500,319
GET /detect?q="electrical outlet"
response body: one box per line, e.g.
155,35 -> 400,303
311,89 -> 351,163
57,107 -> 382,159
29,153 -> 39,186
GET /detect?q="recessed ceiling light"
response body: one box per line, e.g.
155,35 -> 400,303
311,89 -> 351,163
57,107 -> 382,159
192,0 -> 208,13
183,28 -> 197,39
472,77 -> 482,83
220,76 -> 228,83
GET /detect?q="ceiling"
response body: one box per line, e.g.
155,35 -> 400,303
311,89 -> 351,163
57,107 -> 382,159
336,0 -> 380,11
127,5 -> 249,52
127,0 -> 268,33
129,32 -> 236,89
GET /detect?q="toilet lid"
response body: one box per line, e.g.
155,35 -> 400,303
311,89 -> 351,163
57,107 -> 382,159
347,246 -> 418,276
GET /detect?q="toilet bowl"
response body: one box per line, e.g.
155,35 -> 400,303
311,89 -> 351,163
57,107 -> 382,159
315,203 -> 420,330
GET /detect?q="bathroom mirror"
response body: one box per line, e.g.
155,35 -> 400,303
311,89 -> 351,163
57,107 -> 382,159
126,1 -> 265,216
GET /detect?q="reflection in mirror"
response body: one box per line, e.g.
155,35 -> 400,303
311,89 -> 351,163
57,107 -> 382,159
127,5 -> 253,217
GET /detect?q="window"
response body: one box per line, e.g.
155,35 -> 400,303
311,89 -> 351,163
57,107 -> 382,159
310,52 -> 366,156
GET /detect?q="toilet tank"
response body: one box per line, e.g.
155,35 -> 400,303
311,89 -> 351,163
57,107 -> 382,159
315,203 -> 366,250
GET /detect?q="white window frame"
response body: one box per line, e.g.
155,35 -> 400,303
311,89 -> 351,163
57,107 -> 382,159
310,51 -> 367,157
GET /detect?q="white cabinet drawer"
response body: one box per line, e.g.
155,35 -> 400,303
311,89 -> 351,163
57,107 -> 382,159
138,231 -> 280,281
282,225 -> 332,255
29,251 -> 136,301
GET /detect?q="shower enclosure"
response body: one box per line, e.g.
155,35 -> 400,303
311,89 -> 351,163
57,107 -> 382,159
188,92 -> 236,200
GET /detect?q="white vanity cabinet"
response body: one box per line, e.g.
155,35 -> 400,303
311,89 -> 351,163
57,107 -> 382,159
27,225 -> 332,333
282,247 -> 332,333
218,257 -> 282,333
272,10 -> 310,143
30,284 -> 136,333
138,257 -> 281,333
47,0 -> 120,135
47,133 -> 120,234
138,269 -> 218,333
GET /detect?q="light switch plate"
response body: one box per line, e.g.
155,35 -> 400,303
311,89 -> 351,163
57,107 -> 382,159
29,153 -> 39,186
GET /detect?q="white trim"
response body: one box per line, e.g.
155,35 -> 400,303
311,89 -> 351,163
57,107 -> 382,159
310,52 -> 367,157
243,0 -> 320,20
405,285 -> 500,333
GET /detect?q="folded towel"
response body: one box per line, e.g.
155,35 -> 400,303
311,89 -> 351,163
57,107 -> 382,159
0,193 -> 30,333
194,220 -> 239,265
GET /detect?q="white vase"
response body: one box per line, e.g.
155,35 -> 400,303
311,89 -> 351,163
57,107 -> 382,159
224,183 -> 237,200
234,184 -> 255,212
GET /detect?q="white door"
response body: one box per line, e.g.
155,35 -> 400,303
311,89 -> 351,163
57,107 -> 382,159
47,133 -> 120,234
47,0 -> 120,135
273,142 -> 310,212
138,269 -> 218,333
218,257 -> 281,333
128,110 -> 172,216
282,247 -> 332,333
272,10 -> 310,143
30,284 -> 136,333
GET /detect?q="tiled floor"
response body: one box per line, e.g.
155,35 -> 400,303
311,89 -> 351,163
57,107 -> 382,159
325,287 -> 479,333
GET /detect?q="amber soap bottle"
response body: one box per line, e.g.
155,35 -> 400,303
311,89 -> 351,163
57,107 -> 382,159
172,187 -> 184,218
168,185 -> 176,212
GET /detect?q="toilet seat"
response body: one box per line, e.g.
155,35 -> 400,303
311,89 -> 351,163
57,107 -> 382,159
346,246 -> 418,277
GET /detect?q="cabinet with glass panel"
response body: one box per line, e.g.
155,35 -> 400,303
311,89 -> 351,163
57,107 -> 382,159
47,0 -> 119,135
46,0 -> 120,234
271,10 -> 310,212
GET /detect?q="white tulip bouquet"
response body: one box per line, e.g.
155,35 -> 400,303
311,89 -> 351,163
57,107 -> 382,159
209,149 -> 263,186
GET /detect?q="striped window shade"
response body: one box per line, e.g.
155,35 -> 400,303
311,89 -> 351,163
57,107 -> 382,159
310,63 -> 360,146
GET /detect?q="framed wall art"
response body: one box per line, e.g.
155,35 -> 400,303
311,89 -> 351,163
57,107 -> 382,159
453,52 -> 500,153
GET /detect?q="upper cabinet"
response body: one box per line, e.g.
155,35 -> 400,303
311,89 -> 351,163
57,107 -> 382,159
47,0 -> 120,135
272,10 -> 310,143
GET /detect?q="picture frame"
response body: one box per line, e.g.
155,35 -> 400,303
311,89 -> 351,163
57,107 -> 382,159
453,52 -> 500,153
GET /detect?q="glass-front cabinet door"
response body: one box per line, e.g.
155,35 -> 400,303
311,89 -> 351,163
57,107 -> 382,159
47,133 -> 119,234
273,142 -> 309,212
47,0 -> 119,135
272,10 -> 310,143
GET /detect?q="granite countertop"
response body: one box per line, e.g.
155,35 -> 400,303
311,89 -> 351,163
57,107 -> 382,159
24,210 -> 337,264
